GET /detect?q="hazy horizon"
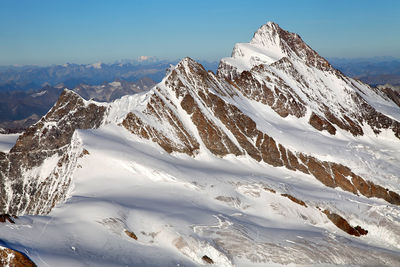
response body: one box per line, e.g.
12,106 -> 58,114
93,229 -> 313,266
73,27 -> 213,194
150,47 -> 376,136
1,55 -> 400,68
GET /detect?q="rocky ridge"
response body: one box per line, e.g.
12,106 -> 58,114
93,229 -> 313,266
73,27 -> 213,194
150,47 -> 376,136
73,77 -> 155,102
1,22 -> 400,219
378,84 -> 400,108
0,21 -> 400,266
120,57 -> 400,205
0,246 -> 36,267
0,90 -> 106,214
218,22 -> 400,138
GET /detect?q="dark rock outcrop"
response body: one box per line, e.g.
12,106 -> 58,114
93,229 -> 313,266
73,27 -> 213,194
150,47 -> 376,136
122,93 -> 200,156
309,112 -> 336,135
235,65 -> 307,119
0,90 -> 106,215
125,230 -> 138,240
2,22 -> 400,221
202,255 -> 214,264
324,210 -> 368,237
0,214 -> 15,223
254,22 -> 333,72
217,22 -> 400,140
124,57 -> 400,206
0,246 -> 37,267
281,194 -> 307,207
380,86 -> 400,108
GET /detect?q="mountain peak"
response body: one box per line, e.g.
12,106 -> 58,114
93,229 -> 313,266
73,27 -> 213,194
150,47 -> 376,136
171,57 -> 207,79
176,57 -> 198,67
218,21 -> 333,79
250,21 -> 283,47
176,57 -> 206,69
250,22 -> 302,52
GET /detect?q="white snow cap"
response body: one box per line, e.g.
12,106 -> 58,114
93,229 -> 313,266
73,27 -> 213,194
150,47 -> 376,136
218,21 -> 332,79
220,22 -> 288,74
249,21 -> 282,48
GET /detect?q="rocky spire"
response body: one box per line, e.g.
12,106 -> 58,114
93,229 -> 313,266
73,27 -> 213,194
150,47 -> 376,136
218,21 -> 333,80
249,21 -> 283,48
251,21 -> 332,71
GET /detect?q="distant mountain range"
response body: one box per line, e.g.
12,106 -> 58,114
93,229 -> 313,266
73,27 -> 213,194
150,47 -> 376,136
0,59 -> 219,92
1,56 -> 398,133
0,59 -> 219,132
0,77 -> 156,132
0,56 -> 397,92
328,57 -> 400,86
72,77 -> 155,102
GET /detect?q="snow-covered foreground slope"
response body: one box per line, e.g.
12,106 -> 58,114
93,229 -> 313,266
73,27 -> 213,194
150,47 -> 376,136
2,124 -> 400,266
0,134 -> 19,153
1,21 -> 400,266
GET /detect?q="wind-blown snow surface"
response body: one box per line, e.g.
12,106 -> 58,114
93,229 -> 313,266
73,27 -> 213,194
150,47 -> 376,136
1,122 -> 400,266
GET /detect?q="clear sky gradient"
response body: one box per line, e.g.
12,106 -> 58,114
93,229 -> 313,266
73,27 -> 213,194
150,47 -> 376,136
0,0 -> 399,65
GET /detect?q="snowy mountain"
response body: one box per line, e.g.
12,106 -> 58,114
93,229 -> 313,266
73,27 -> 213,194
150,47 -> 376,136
329,57 -> 400,86
0,60 -> 171,91
378,83 -> 400,108
1,22 -> 400,266
72,77 -> 155,102
0,59 -> 218,93
0,78 -> 155,133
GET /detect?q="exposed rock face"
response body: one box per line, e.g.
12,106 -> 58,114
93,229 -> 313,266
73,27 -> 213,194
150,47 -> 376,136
354,225 -> 368,236
1,21 -> 400,220
324,210 -> 368,237
378,84 -> 400,108
124,230 -> 138,240
234,65 -> 307,119
0,246 -> 36,267
309,112 -> 336,135
281,194 -> 307,207
0,90 -> 106,215
356,96 -> 400,138
122,92 -> 200,156
217,22 -> 400,139
121,57 -> 400,206
250,22 -> 333,72
0,214 -> 15,223
217,22 -> 333,80
202,255 -> 214,264
0,22 -> 399,267
0,78 -> 154,133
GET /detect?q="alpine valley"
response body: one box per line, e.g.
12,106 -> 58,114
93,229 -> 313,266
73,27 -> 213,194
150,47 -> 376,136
1,22 -> 400,266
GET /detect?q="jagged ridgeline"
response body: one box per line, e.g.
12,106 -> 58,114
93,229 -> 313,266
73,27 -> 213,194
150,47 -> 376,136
0,91 -> 106,214
1,21 -> 400,217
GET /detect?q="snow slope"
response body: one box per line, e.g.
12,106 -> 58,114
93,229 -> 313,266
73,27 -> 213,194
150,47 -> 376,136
1,124 -> 400,266
0,134 -> 19,153
1,22 -> 400,266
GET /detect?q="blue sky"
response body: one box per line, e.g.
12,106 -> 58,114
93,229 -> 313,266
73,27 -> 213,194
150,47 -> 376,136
0,0 -> 399,65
